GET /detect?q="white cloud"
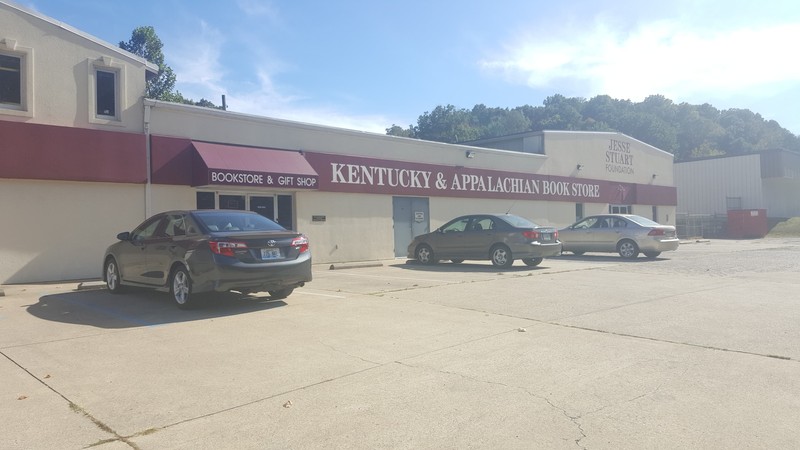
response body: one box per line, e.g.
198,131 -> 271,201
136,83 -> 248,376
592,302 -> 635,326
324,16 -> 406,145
480,20 -> 800,103
235,0 -> 279,21
168,20 -> 227,98
220,71 -> 391,133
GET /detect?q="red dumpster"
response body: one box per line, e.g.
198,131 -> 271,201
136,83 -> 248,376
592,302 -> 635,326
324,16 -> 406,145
727,209 -> 768,239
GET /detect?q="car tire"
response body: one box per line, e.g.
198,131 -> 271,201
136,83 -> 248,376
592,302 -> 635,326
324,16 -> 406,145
415,245 -> 438,265
105,257 -> 124,294
269,288 -> 294,299
450,259 -> 464,264
171,266 -> 193,310
643,251 -> 661,259
490,244 -> 513,268
572,251 -> 585,256
617,240 -> 640,259
522,257 -> 543,267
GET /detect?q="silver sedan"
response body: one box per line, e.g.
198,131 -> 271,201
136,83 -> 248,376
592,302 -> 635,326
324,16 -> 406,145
559,214 -> 679,259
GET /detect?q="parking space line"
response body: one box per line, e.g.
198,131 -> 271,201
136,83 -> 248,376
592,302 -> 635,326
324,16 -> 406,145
297,291 -> 348,298
320,272 -> 453,284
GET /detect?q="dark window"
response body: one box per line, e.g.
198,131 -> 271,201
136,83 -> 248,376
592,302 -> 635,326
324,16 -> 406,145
277,195 -> 293,230
219,194 -> 245,210
0,54 -> 21,105
575,203 -> 584,221
196,192 -> 216,209
96,70 -> 116,116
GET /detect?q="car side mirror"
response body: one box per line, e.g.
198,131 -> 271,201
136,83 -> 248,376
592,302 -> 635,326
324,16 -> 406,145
117,232 -> 130,241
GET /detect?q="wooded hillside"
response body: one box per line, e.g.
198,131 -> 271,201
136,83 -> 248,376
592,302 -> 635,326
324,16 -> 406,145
386,94 -> 800,162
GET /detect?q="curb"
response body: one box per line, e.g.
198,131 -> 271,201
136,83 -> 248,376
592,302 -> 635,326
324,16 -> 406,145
327,261 -> 384,270
76,281 -> 106,291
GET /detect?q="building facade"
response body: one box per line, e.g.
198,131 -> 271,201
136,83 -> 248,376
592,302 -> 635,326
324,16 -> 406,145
1,1 -> 677,283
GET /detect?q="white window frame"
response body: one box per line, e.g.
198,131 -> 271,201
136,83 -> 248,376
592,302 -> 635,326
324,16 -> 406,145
88,57 -> 125,124
0,39 -> 34,118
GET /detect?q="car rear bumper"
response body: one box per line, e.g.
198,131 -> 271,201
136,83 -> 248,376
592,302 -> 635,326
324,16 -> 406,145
192,253 -> 312,293
638,238 -> 680,253
512,242 -> 563,258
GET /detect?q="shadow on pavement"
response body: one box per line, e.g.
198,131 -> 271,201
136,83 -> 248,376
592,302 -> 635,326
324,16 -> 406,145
555,253 -> 667,262
26,289 -> 287,329
394,259 -> 551,273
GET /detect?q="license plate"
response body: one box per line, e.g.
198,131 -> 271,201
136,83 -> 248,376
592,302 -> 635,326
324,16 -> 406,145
261,248 -> 281,259
542,234 -> 552,241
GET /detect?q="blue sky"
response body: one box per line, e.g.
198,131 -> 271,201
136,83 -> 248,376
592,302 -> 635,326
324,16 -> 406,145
20,0 -> 800,135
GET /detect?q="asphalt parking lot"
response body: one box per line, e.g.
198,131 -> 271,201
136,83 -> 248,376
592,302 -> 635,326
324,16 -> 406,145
2,238 -> 799,449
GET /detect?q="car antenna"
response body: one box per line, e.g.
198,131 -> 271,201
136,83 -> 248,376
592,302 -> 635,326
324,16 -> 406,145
505,202 -> 516,214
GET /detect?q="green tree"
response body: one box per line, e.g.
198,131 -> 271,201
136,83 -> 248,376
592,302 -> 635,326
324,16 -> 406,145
120,26 -> 224,109
119,26 -> 177,100
385,94 -> 800,160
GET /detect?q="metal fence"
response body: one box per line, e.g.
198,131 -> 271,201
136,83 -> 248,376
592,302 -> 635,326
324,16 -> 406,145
676,213 -> 728,239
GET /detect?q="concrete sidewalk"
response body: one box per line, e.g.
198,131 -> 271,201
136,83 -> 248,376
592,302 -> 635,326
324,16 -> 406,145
2,240 -> 799,449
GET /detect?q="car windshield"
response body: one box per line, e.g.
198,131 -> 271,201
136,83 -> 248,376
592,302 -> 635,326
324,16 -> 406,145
625,215 -> 661,227
193,211 -> 286,232
497,214 -> 540,228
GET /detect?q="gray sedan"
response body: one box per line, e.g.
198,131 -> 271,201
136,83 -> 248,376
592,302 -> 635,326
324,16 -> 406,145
559,214 -> 679,259
103,210 -> 312,309
407,213 -> 562,268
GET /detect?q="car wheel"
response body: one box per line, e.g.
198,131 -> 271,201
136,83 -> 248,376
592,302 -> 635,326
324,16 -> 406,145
522,257 -> 543,267
450,259 -> 464,264
269,288 -> 294,299
643,251 -> 661,259
572,251 -> 585,256
617,240 -> 640,259
490,245 -> 513,268
171,266 -> 193,309
415,245 -> 438,265
105,257 -> 124,294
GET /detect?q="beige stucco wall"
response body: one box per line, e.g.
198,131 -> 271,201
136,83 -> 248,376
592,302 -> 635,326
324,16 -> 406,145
295,191 -> 394,263
0,179 -> 145,283
0,2 -> 150,131
541,131 -> 675,185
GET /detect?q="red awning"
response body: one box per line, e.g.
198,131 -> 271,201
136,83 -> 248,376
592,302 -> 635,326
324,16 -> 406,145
192,141 -> 319,189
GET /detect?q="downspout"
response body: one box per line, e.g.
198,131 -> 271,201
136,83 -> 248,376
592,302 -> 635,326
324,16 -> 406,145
144,101 -> 152,218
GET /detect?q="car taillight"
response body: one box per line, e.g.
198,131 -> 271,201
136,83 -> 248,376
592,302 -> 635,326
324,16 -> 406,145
648,229 -> 666,236
553,230 -> 558,239
292,235 -> 309,253
522,230 -> 540,240
209,240 -> 248,257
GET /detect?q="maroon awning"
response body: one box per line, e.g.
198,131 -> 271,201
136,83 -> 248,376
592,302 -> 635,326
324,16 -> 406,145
192,141 -> 319,189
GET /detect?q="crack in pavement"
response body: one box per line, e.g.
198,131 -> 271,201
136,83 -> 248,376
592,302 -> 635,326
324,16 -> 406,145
1,350 -> 140,450
395,360 -> 588,449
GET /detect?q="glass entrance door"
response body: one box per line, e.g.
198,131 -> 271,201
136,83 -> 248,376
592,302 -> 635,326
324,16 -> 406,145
250,194 -> 293,230
250,196 -> 275,220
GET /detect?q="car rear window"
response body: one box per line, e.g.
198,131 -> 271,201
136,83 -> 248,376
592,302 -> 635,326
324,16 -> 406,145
193,211 -> 286,232
498,214 -> 541,228
626,215 -> 660,227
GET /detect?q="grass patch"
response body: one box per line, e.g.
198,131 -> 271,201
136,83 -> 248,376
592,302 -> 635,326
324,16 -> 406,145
767,217 -> 800,237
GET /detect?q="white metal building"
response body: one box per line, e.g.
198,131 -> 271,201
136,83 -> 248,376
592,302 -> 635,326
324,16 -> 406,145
674,151 -> 800,237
